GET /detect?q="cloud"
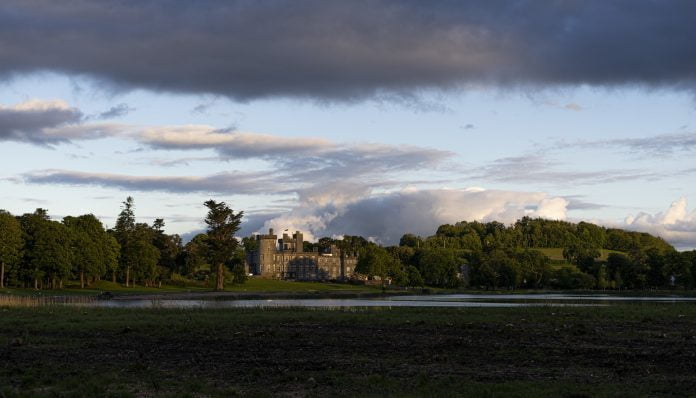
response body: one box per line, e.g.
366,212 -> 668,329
22,136 -> 452,200
96,103 -> 135,119
563,103 -> 584,111
138,126 -> 334,158
469,154 -> 671,186
1,1 -> 696,100
145,156 -> 222,167
258,188 -> 569,244
563,196 -> 607,211
24,169 -> 286,195
623,197 -> 696,250
590,132 -> 696,156
14,98 -> 456,211
136,126 -> 452,175
3,98 -> 454,189
0,100 -> 84,145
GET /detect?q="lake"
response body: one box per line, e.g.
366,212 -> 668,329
78,293 -> 696,309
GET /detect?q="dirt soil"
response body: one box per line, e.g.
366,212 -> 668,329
1,306 -> 696,397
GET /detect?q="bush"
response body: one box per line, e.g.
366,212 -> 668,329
231,264 -> 247,284
549,268 -> 596,290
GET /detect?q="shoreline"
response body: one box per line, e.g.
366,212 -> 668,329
108,289 -> 419,301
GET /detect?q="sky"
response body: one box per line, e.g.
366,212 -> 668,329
1,0 -> 695,249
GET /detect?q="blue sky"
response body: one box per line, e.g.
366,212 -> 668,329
1,1 -> 695,248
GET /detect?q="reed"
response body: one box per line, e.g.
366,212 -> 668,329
0,294 -> 97,307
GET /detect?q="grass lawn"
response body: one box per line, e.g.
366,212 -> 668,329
1,304 -> 696,397
1,278 -> 381,297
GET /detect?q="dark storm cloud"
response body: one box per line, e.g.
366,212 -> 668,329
1,1 -> 695,100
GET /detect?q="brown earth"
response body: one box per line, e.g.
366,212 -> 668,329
1,306 -> 696,397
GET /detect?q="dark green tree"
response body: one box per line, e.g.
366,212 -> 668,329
241,235 -> 259,253
399,233 -> 423,248
417,248 -> 461,288
151,218 -> 182,277
607,253 -> 631,289
203,200 -> 243,291
0,210 -> 23,288
516,249 -> 551,288
563,241 -> 600,272
663,251 -> 692,288
63,214 -> 109,288
405,265 -> 424,287
104,233 -> 120,283
482,249 -> 521,289
20,210 -> 71,289
356,245 -> 393,279
113,197 -> 137,287
131,223 -> 160,286
181,233 -> 210,277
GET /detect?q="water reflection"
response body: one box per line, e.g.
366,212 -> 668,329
75,293 -> 696,309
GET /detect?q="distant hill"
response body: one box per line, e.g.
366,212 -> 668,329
402,217 -> 675,254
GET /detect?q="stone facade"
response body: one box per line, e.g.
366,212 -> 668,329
247,229 -> 358,280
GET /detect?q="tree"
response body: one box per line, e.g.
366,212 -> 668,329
357,245 -> 390,279
417,248 -> 461,288
104,233 -> 120,283
405,265 -> 424,287
203,200 -> 243,291
241,235 -> 258,253
63,214 -> 109,288
516,249 -> 551,288
231,263 -> 248,284
151,219 -> 182,277
399,234 -> 423,248
109,198 -> 160,287
131,223 -> 160,286
226,247 -> 248,285
114,197 -> 137,287
563,241 -> 600,272
181,233 -> 210,277
20,210 -> 72,289
607,252 -> 630,289
482,249 -> 521,289
0,210 -> 23,288
663,251 -> 692,289
596,265 -> 609,290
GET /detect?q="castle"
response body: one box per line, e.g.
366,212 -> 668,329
246,229 -> 358,280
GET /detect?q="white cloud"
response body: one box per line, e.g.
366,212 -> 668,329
258,187 -> 569,244
623,197 -> 696,249
138,126 -> 334,158
9,99 -> 72,111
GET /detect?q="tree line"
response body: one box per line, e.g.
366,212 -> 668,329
3,199 -> 695,291
0,197 -> 245,290
316,217 -> 696,290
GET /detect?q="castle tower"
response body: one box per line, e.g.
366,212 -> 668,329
256,228 -> 277,275
294,231 -> 303,253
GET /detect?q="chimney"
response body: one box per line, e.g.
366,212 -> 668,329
269,228 -> 274,235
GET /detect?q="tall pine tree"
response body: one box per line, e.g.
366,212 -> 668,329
203,200 -> 243,291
